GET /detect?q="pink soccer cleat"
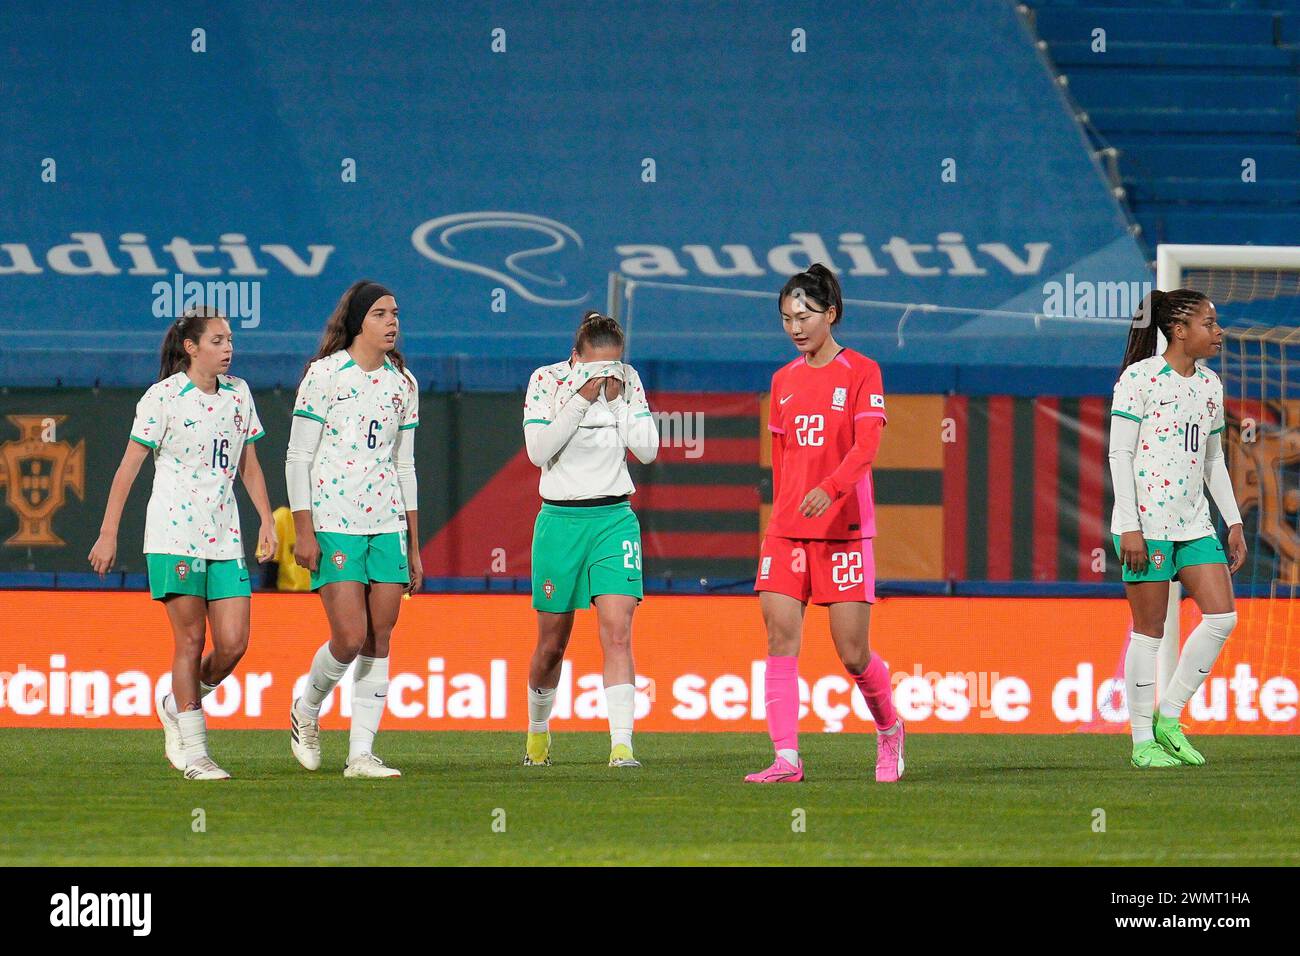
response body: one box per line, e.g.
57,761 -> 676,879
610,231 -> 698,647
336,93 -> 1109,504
744,755 -> 804,783
875,719 -> 905,782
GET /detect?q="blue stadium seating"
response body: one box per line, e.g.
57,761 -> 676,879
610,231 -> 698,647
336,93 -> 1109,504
1027,2 -> 1300,254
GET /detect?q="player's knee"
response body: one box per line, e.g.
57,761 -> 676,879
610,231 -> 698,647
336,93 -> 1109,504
840,653 -> 870,675
601,626 -> 632,654
1205,610 -> 1237,640
174,629 -> 205,656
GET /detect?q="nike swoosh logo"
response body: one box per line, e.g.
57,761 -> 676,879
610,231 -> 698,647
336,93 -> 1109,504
838,583 -> 857,591
1136,681 -> 1154,688
1197,668 -> 1211,674
311,683 -> 326,692
779,394 -> 794,405
1159,400 -> 1174,406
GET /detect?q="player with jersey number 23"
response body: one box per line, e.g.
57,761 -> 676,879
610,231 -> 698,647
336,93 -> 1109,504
749,263 -> 903,784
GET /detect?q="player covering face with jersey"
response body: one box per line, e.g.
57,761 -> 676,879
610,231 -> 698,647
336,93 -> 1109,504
747,263 -> 904,784
89,307 -> 277,780
1109,289 -> 1243,768
285,280 -> 421,779
519,310 -> 659,769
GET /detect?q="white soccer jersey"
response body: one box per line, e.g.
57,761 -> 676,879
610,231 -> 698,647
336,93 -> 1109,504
522,360 -> 658,500
130,372 -> 265,559
1110,354 -> 1226,540
293,350 -> 419,534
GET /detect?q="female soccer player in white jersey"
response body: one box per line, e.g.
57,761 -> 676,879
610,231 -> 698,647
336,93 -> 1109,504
89,307 -> 276,780
520,311 -> 659,768
1109,289 -> 1245,768
286,281 -> 420,779
748,264 -> 902,784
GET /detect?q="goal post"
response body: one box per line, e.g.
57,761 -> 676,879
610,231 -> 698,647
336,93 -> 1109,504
1153,243 -> 1300,713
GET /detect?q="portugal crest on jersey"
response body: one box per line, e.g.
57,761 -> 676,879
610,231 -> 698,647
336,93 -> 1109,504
392,392 -> 404,417
332,550 -> 346,570
1206,397 -> 1218,420
542,578 -> 555,599
233,412 -> 244,433
175,560 -> 189,580
1151,551 -> 1165,569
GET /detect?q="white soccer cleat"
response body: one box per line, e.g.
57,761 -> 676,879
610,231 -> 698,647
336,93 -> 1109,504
155,692 -> 184,771
183,756 -> 231,781
290,697 -> 322,771
343,753 -> 402,779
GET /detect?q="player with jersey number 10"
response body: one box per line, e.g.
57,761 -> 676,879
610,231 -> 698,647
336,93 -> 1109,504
1109,289 -> 1245,769
89,306 -> 277,781
520,311 -> 660,769
285,281 -> 422,780
749,263 -> 903,784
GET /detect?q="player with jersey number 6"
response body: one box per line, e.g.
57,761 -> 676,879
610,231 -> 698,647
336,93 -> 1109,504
520,311 -> 659,769
1109,289 -> 1245,769
285,281 -> 422,779
748,264 -> 903,784
89,306 -> 277,781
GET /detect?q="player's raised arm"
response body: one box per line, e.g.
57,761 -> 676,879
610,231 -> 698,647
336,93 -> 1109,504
522,363 -> 598,466
609,365 -> 658,464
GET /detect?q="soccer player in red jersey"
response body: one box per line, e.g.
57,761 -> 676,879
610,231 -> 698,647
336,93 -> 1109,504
746,263 -> 904,783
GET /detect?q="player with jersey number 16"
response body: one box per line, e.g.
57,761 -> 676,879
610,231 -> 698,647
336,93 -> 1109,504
89,306 -> 277,781
749,263 -> 903,784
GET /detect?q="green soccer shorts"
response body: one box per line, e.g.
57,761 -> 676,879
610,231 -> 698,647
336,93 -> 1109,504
531,501 -> 643,612
147,554 -> 251,602
1111,533 -> 1226,584
312,530 -> 410,591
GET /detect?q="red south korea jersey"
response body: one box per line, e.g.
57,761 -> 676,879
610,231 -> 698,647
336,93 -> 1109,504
765,347 -> 887,540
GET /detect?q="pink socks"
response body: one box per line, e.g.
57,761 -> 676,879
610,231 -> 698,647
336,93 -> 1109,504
764,656 -> 800,753
852,654 -> 897,731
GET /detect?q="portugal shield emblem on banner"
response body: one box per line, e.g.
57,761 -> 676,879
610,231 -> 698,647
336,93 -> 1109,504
0,415 -> 86,546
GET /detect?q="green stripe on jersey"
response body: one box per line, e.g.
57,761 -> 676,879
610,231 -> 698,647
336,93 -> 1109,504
398,422 -> 418,431
246,431 -> 265,443
1110,410 -> 1142,423
523,418 -> 552,425
130,435 -> 158,449
293,410 -> 326,424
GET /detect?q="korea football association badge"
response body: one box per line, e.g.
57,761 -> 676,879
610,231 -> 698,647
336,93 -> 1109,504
831,386 -> 847,410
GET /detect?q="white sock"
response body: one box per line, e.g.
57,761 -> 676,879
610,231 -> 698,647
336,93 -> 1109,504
301,643 -> 350,718
605,682 -> 635,750
349,655 -> 389,762
166,679 -> 217,718
177,708 -> 208,765
777,748 -> 800,766
528,685 -> 556,733
1125,632 -> 1161,743
1160,611 -> 1236,718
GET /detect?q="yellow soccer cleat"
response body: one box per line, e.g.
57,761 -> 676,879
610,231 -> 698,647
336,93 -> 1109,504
523,731 -> 551,766
609,743 -> 641,768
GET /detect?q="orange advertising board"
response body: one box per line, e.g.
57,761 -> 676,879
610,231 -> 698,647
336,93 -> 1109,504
0,592 -> 1295,734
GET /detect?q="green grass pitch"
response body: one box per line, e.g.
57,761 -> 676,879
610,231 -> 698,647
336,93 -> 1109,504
1,729 -> 1295,866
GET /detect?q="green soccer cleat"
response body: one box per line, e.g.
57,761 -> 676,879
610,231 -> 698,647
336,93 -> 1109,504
608,743 -> 641,768
523,731 -> 551,767
1131,739 -> 1181,768
1153,713 -> 1206,766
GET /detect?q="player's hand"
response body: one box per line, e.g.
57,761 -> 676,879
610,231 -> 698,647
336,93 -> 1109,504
578,375 -> 607,402
799,486 -> 832,518
602,375 -> 625,401
1226,524 -> 1247,574
294,529 -> 321,572
88,533 -> 117,578
406,550 -> 423,596
1119,530 -> 1148,574
255,521 -> 277,564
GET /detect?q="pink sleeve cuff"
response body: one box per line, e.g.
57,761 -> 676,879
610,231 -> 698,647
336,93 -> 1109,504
768,424 -> 785,434
855,411 -> 887,422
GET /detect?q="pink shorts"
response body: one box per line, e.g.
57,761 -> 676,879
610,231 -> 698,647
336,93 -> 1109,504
754,536 -> 877,606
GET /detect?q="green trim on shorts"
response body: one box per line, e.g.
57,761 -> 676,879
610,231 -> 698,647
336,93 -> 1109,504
311,530 -> 410,591
531,501 -> 642,612
146,553 -> 251,601
1111,533 -> 1226,583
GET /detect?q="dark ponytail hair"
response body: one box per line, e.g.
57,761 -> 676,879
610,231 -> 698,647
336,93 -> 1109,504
305,279 -> 405,379
1119,288 -> 1210,371
779,262 -> 844,326
158,306 -> 225,381
574,309 -> 624,356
